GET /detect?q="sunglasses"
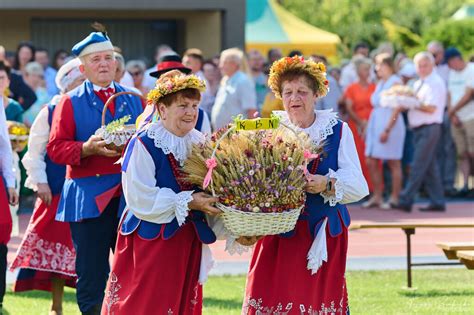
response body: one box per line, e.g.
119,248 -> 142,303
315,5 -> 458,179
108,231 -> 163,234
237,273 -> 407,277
131,71 -> 143,77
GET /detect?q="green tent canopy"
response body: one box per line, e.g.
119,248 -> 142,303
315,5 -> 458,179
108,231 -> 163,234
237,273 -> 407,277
246,0 -> 341,58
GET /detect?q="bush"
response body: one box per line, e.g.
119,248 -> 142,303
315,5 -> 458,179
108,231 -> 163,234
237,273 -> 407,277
422,19 -> 474,56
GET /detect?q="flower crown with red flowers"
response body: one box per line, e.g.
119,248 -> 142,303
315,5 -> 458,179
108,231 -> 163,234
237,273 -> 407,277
147,70 -> 206,105
268,55 -> 329,99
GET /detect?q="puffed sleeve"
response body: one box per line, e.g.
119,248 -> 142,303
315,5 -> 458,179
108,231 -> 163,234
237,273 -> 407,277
47,95 -> 83,165
0,103 -> 15,188
22,107 -> 50,191
121,138 -> 194,225
320,122 -> 369,205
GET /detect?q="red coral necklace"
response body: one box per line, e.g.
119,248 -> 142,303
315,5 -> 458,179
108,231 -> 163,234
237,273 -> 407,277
167,154 -> 193,191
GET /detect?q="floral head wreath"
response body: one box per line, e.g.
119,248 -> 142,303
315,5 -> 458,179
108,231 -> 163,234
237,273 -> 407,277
7,121 -> 29,141
268,55 -> 329,99
147,70 -> 206,105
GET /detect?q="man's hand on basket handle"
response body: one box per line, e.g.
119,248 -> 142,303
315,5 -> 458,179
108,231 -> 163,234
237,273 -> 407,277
81,135 -> 121,158
189,192 -> 221,215
236,236 -> 262,246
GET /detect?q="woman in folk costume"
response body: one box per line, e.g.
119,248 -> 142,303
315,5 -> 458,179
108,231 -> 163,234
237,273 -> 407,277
242,56 -> 369,314
10,58 -> 85,315
102,70 -> 221,315
0,97 -> 19,314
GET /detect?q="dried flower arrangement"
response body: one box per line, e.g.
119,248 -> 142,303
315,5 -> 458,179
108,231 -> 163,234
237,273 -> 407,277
183,115 -> 322,236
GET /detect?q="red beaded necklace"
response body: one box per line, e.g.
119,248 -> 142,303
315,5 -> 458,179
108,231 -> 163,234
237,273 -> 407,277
166,154 -> 193,191
309,156 -> 320,175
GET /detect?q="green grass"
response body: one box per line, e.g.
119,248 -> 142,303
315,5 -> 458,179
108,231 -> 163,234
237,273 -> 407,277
3,269 -> 473,314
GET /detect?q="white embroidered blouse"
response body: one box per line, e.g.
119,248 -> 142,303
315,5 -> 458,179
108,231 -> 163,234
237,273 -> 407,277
0,97 -> 16,188
121,121 -> 218,283
274,109 -> 369,206
122,121 -> 205,226
22,106 -> 51,191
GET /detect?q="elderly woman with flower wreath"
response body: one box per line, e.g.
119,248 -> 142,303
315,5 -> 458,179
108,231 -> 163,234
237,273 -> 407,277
101,70 -> 221,315
242,56 -> 369,314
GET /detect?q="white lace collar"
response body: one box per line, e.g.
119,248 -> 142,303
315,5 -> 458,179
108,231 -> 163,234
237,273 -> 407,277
274,109 -> 339,145
146,121 -> 205,165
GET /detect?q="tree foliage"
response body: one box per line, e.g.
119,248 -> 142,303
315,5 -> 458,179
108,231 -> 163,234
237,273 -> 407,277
422,19 -> 474,55
279,0 -> 470,57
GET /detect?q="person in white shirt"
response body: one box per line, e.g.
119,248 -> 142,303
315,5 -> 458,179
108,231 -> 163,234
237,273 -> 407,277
143,44 -> 174,91
115,52 -> 134,88
247,49 -> 269,112
0,95 -> 19,312
125,59 -> 150,96
211,48 -> 257,130
427,41 -> 457,195
395,52 -> 446,212
183,48 -> 215,120
446,47 -> 474,193
339,43 -> 374,91
427,41 -> 450,83
182,48 -> 205,79
0,83 -> 19,205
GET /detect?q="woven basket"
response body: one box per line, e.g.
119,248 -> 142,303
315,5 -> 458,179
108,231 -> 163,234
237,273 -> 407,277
94,91 -> 145,151
217,203 -> 303,236
208,121 -> 308,237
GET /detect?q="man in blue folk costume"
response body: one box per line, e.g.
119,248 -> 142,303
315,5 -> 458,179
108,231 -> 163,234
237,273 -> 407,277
47,31 -> 144,315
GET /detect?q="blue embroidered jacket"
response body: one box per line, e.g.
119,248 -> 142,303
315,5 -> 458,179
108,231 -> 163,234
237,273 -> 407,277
55,81 -> 143,222
120,131 -> 216,244
281,120 -> 351,239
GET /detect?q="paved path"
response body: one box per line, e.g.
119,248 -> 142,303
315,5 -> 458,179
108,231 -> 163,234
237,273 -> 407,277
209,201 -> 474,261
6,200 -> 474,281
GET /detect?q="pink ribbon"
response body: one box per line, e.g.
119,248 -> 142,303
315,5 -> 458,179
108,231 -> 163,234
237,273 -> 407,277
303,150 -> 319,176
304,149 -> 319,160
203,158 -> 217,189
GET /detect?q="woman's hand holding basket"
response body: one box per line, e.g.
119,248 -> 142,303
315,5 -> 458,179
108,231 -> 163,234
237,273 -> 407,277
188,192 -> 221,215
304,174 -> 328,194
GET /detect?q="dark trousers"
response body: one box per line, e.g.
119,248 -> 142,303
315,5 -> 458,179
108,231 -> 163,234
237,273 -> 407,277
436,111 -> 457,190
400,124 -> 445,206
0,244 -> 6,307
69,198 -> 120,314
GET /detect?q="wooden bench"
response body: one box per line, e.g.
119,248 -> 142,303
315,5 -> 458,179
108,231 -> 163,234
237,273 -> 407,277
457,250 -> 474,270
350,223 -> 474,288
437,242 -> 474,260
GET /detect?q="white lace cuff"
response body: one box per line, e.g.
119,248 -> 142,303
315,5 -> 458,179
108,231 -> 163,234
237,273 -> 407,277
175,190 -> 194,226
24,172 -> 48,192
225,237 -> 251,255
320,168 -> 344,207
